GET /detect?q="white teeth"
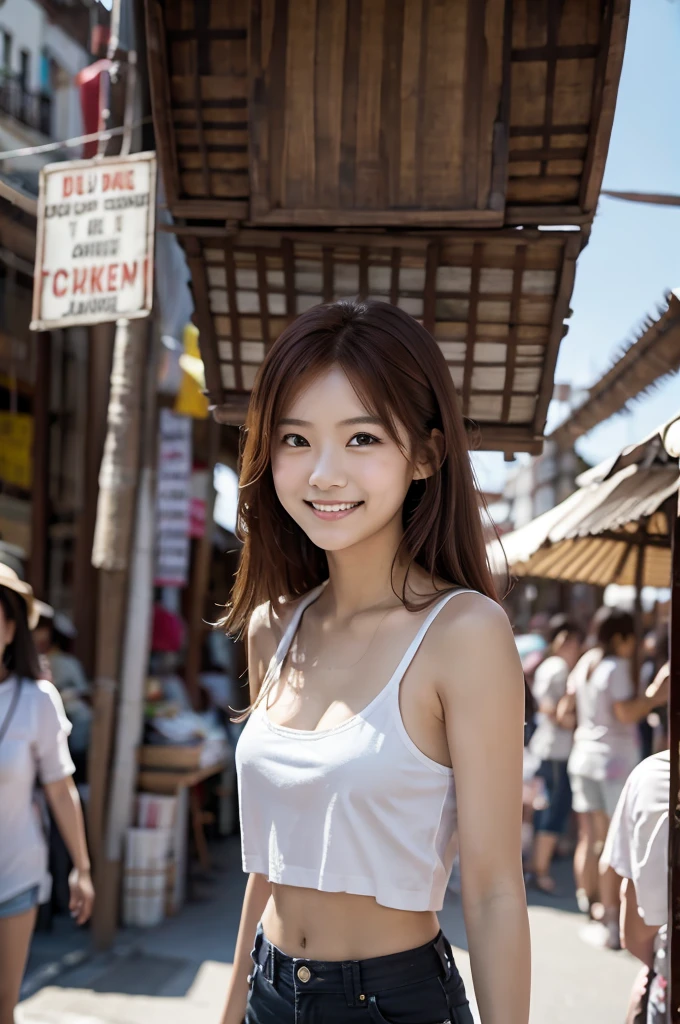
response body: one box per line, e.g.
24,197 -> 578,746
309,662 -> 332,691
311,502 -> 360,512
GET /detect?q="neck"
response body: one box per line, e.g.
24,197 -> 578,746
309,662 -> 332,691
322,511 -> 410,619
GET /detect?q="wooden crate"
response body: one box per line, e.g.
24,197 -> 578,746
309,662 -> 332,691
137,744 -> 204,771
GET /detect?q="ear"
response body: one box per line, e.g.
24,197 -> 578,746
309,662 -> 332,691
413,428 -> 445,481
4,619 -> 16,646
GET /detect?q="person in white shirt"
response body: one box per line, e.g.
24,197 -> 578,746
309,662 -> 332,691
0,566 -> 94,1024
526,616 -> 584,893
601,676 -> 669,1023
560,606 -> 665,938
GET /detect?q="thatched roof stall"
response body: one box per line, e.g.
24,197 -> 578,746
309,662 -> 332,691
550,289 -> 680,450
489,417 -> 680,587
145,0 -> 630,453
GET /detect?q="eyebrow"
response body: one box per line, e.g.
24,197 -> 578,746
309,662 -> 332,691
278,416 -> 383,427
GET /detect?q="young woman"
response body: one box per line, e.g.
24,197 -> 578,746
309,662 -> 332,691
563,606 -> 663,945
0,565 -> 93,1024
220,300 -> 530,1024
526,617 -> 584,894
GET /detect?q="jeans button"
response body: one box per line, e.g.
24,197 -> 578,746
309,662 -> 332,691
297,965 -> 311,983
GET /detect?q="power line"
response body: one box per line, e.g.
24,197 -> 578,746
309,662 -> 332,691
0,117 -> 153,162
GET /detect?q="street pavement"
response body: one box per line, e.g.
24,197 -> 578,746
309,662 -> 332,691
18,839 -> 640,1023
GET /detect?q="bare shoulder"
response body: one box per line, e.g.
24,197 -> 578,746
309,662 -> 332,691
430,591 -> 523,699
246,592 -> 308,700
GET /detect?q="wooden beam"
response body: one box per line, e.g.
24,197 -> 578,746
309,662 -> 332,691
224,238 -> 244,391
579,0 -> 630,214
501,245 -> 527,423
256,247 -> 272,351
183,237 -> 225,406
532,231 -> 581,434
422,241 -> 439,336
144,0 -> 181,208
29,332 -> 50,599
462,242 -> 483,416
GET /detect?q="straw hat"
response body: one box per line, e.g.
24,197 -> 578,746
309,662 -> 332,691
0,563 -> 39,630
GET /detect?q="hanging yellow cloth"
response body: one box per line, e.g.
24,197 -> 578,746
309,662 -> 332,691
174,323 -> 209,419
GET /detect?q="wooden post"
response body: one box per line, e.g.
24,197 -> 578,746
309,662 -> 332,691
669,490 -> 680,1023
29,332 -> 50,598
73,323 -> 115,676
184,418 -> 220,710
632,534 -> 646,688
87,319 -> 147,947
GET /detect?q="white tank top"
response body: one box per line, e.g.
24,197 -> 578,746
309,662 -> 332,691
235,584 -> 474,912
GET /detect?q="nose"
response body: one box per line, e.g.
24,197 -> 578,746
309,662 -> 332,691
308,444 -> 347,491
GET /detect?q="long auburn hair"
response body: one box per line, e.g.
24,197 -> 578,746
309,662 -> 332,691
222,299 -> 498,645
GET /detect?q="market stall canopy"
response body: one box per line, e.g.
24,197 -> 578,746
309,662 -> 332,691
489,417 -> 680,588
145,0 -> 630,452
549,288 -> 680,449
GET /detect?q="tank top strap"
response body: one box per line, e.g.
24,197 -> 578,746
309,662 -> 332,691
385,588 -> 477,696
269,582 -> 327,679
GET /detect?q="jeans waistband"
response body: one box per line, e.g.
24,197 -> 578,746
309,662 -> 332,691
250,923 -> 457,1006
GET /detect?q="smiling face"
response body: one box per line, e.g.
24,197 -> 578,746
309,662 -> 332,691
271,366 -> 431,554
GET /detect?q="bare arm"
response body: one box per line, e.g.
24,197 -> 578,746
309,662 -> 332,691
439,596 -> 531,1024
620,877 -> 659,967
220,873 -> 273,1024
43,776 -> 94,924
613,661 -> 669,725
220,603 -> 278,1024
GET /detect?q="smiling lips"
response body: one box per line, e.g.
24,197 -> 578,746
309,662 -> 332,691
305,500 -> 364,520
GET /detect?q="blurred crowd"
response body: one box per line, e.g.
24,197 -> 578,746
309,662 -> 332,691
519,606 -> 669,1023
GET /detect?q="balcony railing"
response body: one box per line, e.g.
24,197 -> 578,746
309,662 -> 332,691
0,73 -> 51,136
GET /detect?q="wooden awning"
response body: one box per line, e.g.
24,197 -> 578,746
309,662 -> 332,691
145,0 -> 629,452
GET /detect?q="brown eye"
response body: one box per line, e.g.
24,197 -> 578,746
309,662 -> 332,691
282,433 -> 309,448
348,433 -> 380,447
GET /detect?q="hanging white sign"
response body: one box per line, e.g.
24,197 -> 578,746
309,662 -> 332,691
31,152 -> 156,331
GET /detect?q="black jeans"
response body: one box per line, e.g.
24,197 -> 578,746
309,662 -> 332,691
245,921 -> 474,1023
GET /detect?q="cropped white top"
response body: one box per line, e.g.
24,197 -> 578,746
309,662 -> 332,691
235,585 -> 473,912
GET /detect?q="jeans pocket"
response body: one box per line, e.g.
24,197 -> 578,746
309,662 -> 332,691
366,977 -> 454,1024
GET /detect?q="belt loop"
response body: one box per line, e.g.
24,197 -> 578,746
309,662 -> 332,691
434,932 -> 453,981
252,922 -> 263,962
341,961 -> 363,1006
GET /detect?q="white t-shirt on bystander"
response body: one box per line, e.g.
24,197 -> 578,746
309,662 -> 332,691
567,650 -> 640,782
529,655 -> 573,762
602,750 -> 669,981
0,676 -> 75,904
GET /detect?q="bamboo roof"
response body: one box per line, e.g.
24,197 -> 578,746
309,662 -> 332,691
550,290 -> 680,449
145,0 -> 630,452
489,416 -> 680,587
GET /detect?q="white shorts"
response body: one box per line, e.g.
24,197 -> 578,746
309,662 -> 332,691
569,773 -> 627,818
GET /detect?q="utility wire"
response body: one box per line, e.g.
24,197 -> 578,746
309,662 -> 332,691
0,117 -> 153,162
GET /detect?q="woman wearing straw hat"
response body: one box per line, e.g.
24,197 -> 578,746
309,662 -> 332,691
0,565 -> 93,1024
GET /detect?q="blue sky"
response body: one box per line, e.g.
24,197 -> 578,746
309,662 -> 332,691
473,0 -> 680,491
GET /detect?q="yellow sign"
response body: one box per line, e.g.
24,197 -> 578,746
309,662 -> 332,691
0,412 -> 33,489
174,323 -> 209,420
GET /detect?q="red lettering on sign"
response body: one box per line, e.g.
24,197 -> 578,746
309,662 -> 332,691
63,176 -> 73,198
90,266 -> 104,293
53,269 -> 68,297
106,264 -> 119,291
121,262 -> 138,288
73,268 -> 88,295
102,170 -> 135,192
